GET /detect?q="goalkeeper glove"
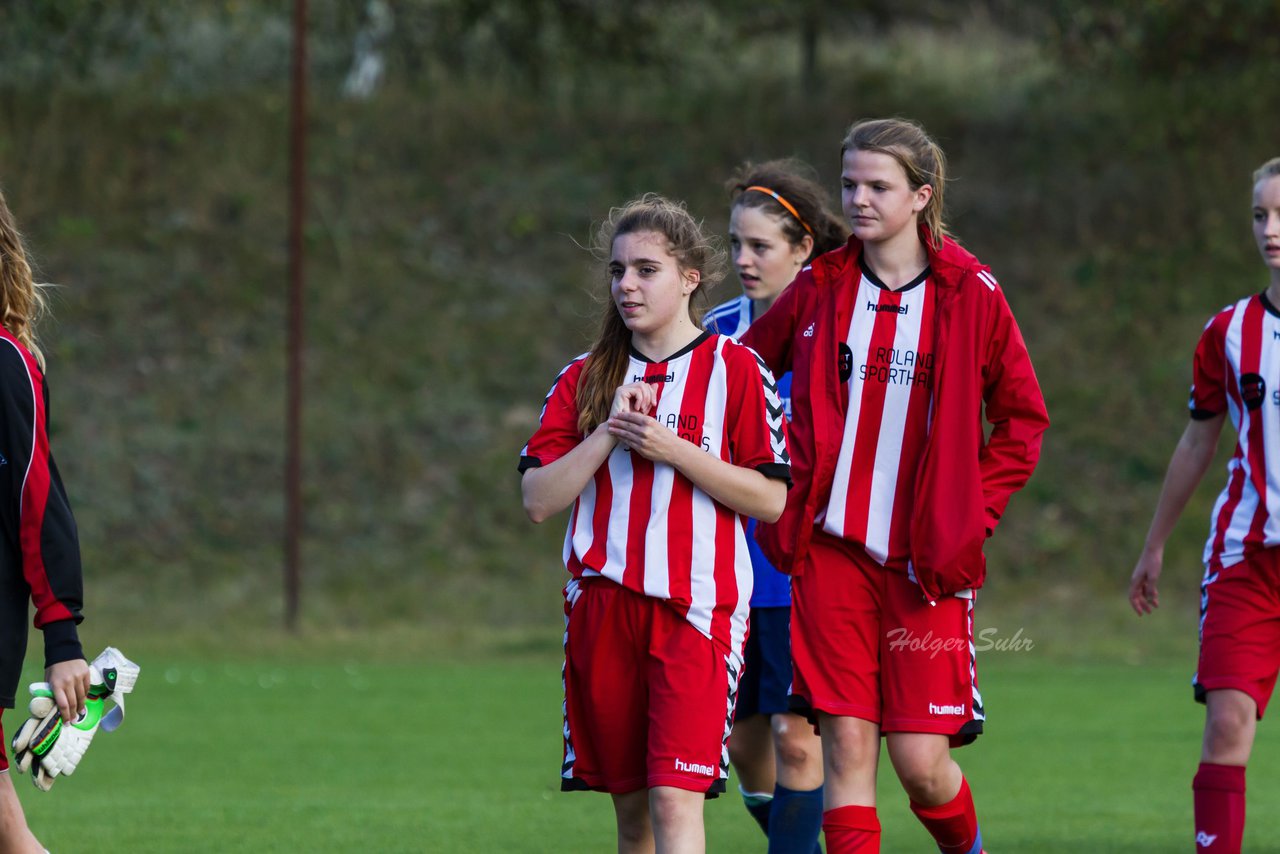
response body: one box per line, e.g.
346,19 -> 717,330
9,646 -> 139,790
88,646 -> 140,733
10,698 -> 60,790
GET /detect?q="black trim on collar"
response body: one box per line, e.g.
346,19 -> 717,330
1261,291 -> 1280,319
859,253 -> 930,293
630,331 -> 712,364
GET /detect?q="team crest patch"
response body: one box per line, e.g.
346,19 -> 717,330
1240,373 -> 1267,411
838,343 -> 853,383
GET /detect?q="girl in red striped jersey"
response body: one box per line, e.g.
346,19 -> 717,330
0,188 -> 91,853
520,194 -> 792,853
1130,157 -> 1280,854
707,159 -> 848,854
742,119 -> 1048,854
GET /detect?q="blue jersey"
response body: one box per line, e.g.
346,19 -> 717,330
705,296 -> 792,608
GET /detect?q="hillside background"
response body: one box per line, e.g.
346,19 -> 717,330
2,0 -> 1279,659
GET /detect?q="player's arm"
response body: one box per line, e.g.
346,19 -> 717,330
0,346 -> 86,716
607,409 -> 786,520
521,380 -> 657,523
978,285 -> 1050,533
1129,413 -> 1225,615
521,426 -> 617,523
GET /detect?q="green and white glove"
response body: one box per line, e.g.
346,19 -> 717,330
87,646 -> 140,733
9,698 -> 60,790
9,647 -> 139,791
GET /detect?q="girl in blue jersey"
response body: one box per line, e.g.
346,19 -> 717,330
706,159 -> 848,854
0,188 -> 91,853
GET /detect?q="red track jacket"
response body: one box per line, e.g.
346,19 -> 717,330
741,228 -> 1049,601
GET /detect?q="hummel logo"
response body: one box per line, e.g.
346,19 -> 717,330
1195,831 -> 1218,846
803,323 -> 815,338
928,702 -> 966,716
674,757 -> 715,776
867,301 -> 907,314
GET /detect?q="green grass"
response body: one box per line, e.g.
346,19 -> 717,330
13,639 -> 1280,853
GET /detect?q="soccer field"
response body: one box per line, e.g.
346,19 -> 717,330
15,650 -> 1280,852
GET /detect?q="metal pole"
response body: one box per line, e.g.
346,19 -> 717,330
285,0 -> 308,632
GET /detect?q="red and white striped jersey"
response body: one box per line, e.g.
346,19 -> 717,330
1190,292 -> 1280,572
820,263 -> 936,568
520,332 -> 791,657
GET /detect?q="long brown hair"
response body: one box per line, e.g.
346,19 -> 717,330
0,189 -> 48,369
726,158 -> 849,262
842,118 -> 949,250
576,194 -> 726,434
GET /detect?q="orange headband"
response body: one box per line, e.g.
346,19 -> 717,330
744,185 -> 814,237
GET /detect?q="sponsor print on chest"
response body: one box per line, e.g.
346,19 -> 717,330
837,276 -> 935,388
1236,318 -> 1280,411
629,354 -> 718,453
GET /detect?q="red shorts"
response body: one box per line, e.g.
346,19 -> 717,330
561,576 -> 739,795
790,531 -> 983,745
1196,548 -> 1280,718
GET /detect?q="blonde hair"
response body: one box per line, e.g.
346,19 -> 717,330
842,118 -> 949,250
1255,157 -> 1280,185
0,189 -> 48,369
576,194 -> 726,434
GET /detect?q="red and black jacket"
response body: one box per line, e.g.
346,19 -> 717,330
742,228 -> 1049,601
0,328 -> 83,709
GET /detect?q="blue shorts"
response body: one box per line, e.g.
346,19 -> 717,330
734,606 -> 794,720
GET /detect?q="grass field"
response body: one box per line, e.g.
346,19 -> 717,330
2,9 -> 1278,852
12,628 -> 1280,853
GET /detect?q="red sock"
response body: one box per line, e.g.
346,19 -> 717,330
910,776 -> 981,854
1193,762 -> 1245,854
822,804 -> 880,854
